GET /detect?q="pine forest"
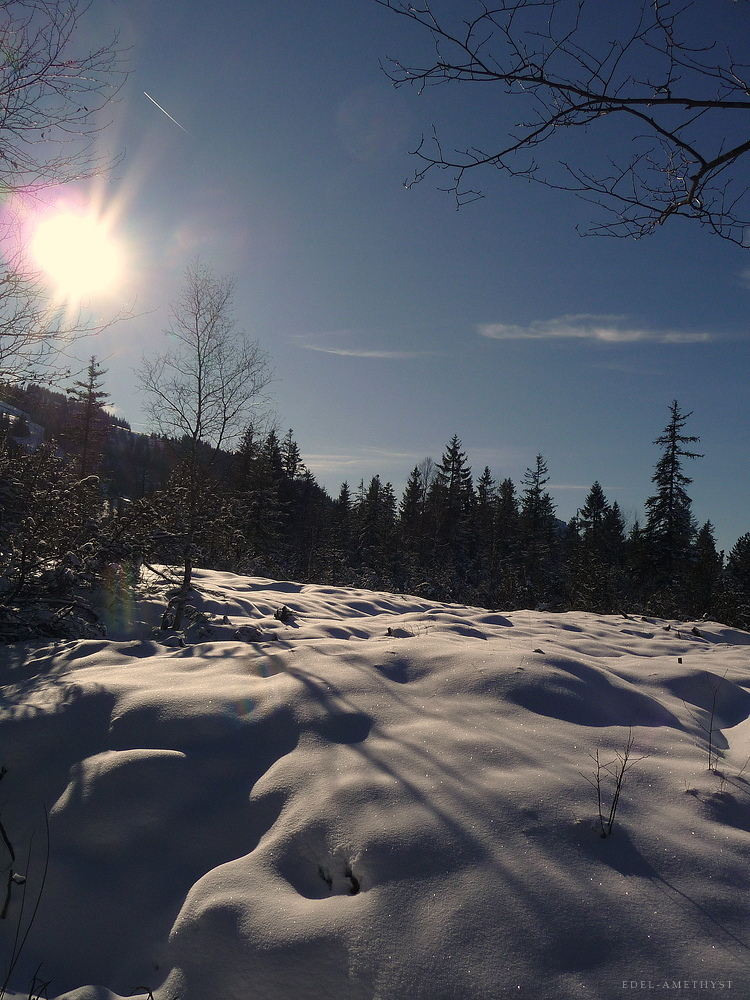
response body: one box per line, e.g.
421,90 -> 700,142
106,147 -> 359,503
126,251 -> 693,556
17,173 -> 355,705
1,372 -> 747,643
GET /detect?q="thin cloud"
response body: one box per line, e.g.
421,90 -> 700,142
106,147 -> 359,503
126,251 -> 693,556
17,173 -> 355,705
306,447 -> 424,475
303,344 -> 427,359
361,446 -> 425,460
589,360 -> 667,375
549,483 -> 597,492
548,483 -> 629,495
304,454 -> 372,474
296,331 -> 434,360
478,314 -> 718,344
304,447 -> 433,487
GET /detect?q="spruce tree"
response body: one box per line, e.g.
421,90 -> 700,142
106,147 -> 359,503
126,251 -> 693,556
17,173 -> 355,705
261,429 -> 284,483
577,481 -> 609,550
727,533 -> 750,592
352,476 -> 397,583
476,466 -> 497,515
602,502 -> 627,565
358,475 -> 384,562
281,428 -> 305,480
430,435 -> 475,570
490,477 -> 520,604
643,400 -> 703,591
475,466 -> 497,540
473,466 -> 498,595
686,521 -> 723,617
566,483 -> 627,612
329,481 -> 353,580
66,356 -> 110,477
434,436 -> 474,503
496,478 -> 519,550
716,533 -> 750,629
399,466 -> 425,534
228,427 -> 284,571
398,464 -> 432,584
518,455 -> 559,605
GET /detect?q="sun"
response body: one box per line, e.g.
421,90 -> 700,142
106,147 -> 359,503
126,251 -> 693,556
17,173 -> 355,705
31,207 -> 124,301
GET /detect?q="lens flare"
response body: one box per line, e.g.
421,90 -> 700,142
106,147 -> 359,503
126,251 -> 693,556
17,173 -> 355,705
100,563 -> 137,635
31,205 -> 124,301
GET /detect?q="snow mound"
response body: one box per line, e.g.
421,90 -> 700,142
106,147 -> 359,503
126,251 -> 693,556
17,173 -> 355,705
1,570 -> 750,999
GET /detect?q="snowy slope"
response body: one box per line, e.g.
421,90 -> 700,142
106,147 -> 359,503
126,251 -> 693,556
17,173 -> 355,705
1,569 -> 749,1000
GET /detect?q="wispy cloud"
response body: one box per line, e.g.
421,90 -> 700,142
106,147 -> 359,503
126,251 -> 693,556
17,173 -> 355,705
478,314 -> 718,344
303,344 -> 426,359
548,483 -> 596,492
589,360 -> 667,375
296,331 -> 434,360
306,447 -> 425,477
304,454 -> 372,475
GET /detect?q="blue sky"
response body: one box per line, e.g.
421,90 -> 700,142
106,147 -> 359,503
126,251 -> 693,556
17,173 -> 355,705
69,0 -> 749,553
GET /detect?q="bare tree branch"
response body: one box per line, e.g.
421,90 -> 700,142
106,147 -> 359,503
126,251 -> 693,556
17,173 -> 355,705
0,0 -> 125,193
377,0 -> 750,243
0,0 -> 127,382
138,263 -> 272,460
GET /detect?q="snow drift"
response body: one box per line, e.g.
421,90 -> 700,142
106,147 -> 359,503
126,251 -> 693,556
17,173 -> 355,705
1,569 -> 749,999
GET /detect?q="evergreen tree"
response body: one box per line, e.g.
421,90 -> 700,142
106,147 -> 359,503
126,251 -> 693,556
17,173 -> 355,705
281,470 -> 332,581
565,484 -> 628,613
66,356 -> 110,477
399,465 -> 425,536
491,477 -> 521,605
232,424 -> 260,490
353,478 -> 366,509
726,533 -> 750,591
475,466 -> 497,524
356,475 -> 397,582
398,464 -> 432,586
496,478 -> 520,553
601,502 -> 627,565
380,481 -> 398,555
518,455 -> 559,605
327,481 -> 354,583
577,481 -> 609,550
473,466 -> 498,595
261,429 -> 284,483
337,480 -> 352,514
241,429 -> 286,568
434,435 -> 474,505
719,532 -> 750,629
335,480 -> 352,540
281,428 -> 305,480
430,435 -> 475,570
400,460 -> 435,547
643,400 -> 703,592
626,518 -> 647,593
686,521 -> 723,617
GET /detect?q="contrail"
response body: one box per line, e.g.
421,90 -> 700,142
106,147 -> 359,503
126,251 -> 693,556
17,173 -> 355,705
144,92 -> 191,135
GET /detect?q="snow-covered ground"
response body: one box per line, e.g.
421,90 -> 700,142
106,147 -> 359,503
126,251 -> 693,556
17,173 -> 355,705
2,569 -> 750,1000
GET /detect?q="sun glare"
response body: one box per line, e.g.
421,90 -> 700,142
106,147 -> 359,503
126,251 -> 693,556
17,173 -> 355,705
31,208 -> 124,301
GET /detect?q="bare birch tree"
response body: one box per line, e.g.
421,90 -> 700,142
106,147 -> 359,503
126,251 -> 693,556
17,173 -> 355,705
136,261 -> 273,625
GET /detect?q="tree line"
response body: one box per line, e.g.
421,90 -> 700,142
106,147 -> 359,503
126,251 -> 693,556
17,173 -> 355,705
1,361 -> 748,640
